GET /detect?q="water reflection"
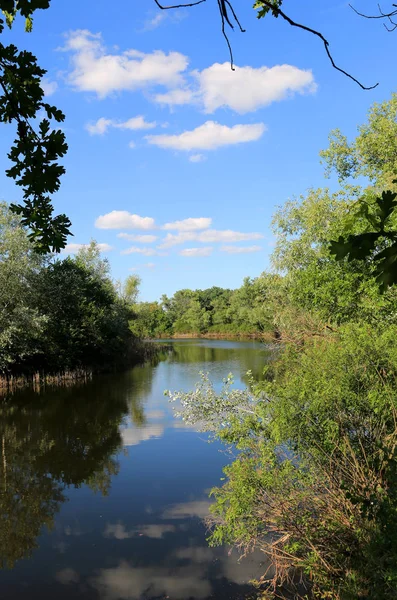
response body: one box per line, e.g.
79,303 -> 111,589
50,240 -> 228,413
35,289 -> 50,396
0,376 -> 134,569
0,339 -> 269,599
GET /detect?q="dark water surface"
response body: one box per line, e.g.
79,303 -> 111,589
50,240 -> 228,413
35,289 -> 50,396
0,339 -> 271,600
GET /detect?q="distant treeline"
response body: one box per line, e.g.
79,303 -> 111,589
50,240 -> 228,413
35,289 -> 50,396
130,278 -> 276,338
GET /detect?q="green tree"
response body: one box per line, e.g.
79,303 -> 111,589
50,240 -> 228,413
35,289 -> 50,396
0,202 -> 46,373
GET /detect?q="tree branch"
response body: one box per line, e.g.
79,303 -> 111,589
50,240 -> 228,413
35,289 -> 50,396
152,0 -> 378,89
153,0 -> 206,9
258,0 -> 378,90
349,2 -> 397,31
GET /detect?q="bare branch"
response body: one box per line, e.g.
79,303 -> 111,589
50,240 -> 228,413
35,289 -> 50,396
217,0 -> 235,69
224,0 -> 246,33
259,0 -> 378,90
349,2 -> 397,20
153,0 -> 206,9
152,0 -> 378,89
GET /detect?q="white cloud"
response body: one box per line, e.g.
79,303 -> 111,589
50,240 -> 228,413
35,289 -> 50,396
117,233 -> 158,243
143,262 -> 156,269
86,115 -> 156,135
120,247 -> 159,256
86,117 -> 113,135
129,141 -> 136,149
63,242 -> 113,253
64,30 -> 188,97
154,63 -> 315,114
42,78 -> 58,97
195,63 -> 316,114
221,245 -> 262,254
189,154 -> 206,163
163,217 -> 211,231
159,229 -> 263,248
154,88 -> 194,106
146,121 -> 266,151
116,116 -> 156,130
95,211 -> 155,230
143,12 -> 167,30
179,247 -> 213,257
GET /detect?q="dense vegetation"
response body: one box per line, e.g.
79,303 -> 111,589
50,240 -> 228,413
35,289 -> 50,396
0,203 -> 143,380
130,277 -> 276,338
168,95 -> 397,599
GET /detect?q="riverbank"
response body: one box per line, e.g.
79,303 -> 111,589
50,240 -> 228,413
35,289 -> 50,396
0,341 -> 172,395
154,331 -> 273,341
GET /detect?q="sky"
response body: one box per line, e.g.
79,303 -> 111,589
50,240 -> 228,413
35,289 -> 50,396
0,0 -> 396,301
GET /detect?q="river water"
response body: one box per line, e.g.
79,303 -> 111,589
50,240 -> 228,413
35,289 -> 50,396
0,339 -> 271,600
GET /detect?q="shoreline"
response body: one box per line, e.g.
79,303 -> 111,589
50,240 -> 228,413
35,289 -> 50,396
153,331 -> 273,341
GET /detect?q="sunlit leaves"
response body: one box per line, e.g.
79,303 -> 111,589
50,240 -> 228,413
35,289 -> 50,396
330,189 -> 397,292
253,0 -> 283,20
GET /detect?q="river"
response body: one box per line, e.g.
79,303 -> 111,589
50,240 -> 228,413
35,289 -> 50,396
0,339 -> 271,600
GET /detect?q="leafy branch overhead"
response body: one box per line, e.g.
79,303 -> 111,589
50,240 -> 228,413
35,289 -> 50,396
0,0 -> 71,252
330,189 -> 397,291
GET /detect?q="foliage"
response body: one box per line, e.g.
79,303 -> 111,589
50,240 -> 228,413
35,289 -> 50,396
0,0 -> 70,252
166,94 -> 397,599
133,280 -> 275,338
169,326 -> 397,599
330,188 -> 397,291
320,94 -> 397,186
0,207 -> 136,376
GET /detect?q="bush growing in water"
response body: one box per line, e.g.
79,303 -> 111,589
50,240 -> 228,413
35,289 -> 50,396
169,326 -> 397,598
168,96 -> 397,598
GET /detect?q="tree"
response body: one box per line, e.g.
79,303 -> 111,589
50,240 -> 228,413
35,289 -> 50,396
319,95 -> 397,291
0,202 -> 46,373
121,274 -> 141,305
0,0 -> 70,252
0,206 -> 138,376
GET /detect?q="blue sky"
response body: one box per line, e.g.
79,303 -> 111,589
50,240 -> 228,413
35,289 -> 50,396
0,0 -> 396,300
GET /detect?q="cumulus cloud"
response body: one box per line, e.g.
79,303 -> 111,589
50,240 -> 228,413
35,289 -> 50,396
86,115 -> 156,135
189,154 -> 206,163
95,211 -> 155,230
63,242 -> 113,253
179,247 -> 213,257
195,63 -> 316,114
143,12 -> 167,30
63,30 -> 188,97
154,88 -> 194,105
117,233 -> 158,243
159,229 -> 263,248
154,62 -> 316,114
146,121 -> 266,151
42,78 -> 58,97
120,247 -> 159,256
221,245 -> 262,254
162,217 -> 211,231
